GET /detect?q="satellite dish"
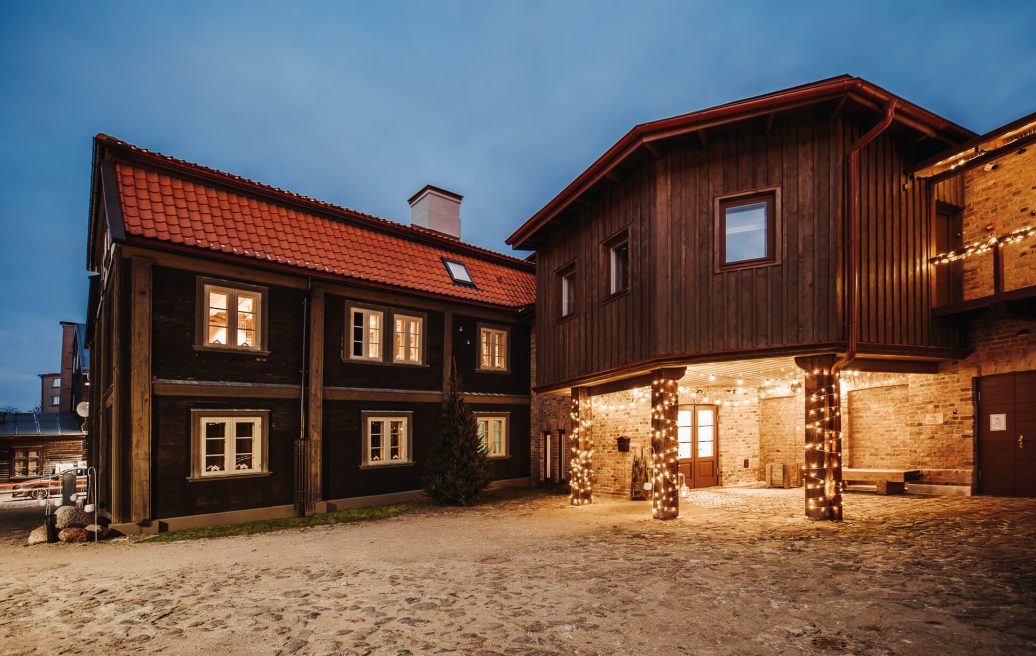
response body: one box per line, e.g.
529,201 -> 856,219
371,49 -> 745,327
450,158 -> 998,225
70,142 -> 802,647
76,402 -> 90,418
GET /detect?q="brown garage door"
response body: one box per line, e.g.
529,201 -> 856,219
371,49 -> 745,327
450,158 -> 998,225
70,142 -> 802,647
978,371 -> 1036,497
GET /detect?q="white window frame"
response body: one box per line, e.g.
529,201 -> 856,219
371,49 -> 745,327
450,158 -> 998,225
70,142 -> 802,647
361,412 -> 413,467
393,314 -> 424,364
349,307 -> 384,362
560,269 -> 576,317
51,378 -> 61,389
476,414 -> 509,458
51,395 -> 60,406
198,280 -> 266,351
191,411 -> 269,479
478,325 -> 508,372
608,237 -> 630,295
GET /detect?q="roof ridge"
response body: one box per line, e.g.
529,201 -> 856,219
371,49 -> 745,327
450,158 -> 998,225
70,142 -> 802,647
95,134 -> 533,269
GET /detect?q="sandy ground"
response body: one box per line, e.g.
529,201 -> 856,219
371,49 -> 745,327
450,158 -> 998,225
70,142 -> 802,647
1,487 -> 1035,656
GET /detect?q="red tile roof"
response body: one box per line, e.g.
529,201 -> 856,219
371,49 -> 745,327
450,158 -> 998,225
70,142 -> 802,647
102,136 -> 535,309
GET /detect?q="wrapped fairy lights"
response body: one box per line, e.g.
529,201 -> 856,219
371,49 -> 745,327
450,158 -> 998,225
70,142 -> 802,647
569,392 -> 593,506
930,223 -> 1036,265
802,366 -> 843,521
649,374 -> 680,519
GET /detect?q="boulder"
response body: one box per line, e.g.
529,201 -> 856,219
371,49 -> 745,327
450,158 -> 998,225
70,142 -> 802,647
58,527 -> 89,543
27,526 -> 49,546
85,524 -> 110,540
55,505 -> 90,530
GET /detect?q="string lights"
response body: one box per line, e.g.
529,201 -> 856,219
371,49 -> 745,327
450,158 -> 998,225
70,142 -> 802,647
802,366 -> 842,521
569,392 -> 593,506
930,224 -> 1036,265
649,373 -> 680,520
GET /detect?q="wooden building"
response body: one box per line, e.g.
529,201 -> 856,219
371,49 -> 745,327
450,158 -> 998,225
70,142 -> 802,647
510,76 -> 1036,518
0,412 -> 85,487
85,136 -> 534,532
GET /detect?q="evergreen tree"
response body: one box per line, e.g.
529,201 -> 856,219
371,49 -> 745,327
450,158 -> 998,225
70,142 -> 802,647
423,362 -> 491,505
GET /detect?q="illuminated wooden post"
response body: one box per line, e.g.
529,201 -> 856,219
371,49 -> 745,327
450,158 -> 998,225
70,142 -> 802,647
796,355 -> 843,521
650,369 -> 681,520
569,387 -> 593,505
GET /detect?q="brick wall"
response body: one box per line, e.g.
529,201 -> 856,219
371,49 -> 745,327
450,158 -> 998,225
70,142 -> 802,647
758,392 -> 803,477
588,390 -> 651,496
528,334 -> 572,482
962,145 -> 1036,300
845,384 -> 910,469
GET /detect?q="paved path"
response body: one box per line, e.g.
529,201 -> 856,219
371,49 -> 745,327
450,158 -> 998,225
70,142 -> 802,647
1,489 -> 1034,655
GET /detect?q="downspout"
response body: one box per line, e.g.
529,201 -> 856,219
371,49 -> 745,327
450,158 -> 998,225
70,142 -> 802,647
834,99 -> 898,377
296,279 -> 311,517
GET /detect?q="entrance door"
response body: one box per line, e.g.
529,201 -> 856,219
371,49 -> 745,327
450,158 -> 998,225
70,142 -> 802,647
978,372 -> 1036,497
677,405 -> 719,488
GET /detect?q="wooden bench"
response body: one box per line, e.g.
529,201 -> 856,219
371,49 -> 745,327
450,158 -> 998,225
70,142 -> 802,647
842,468 -> 921,495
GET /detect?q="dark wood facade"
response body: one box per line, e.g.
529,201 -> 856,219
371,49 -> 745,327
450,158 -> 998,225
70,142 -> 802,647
85,142 -> 534,529
529,107 -> 972,391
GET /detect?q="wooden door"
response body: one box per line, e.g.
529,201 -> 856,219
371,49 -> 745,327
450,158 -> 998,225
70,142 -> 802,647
677,405 -> 719,488
978,372 -> 1036,497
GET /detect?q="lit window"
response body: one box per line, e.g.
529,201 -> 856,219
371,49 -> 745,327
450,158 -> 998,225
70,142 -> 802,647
479,326 -> 508,371
393,314 -> 423,364
51,396 -> 60,406
443,259 -> 475,287
363,415 -> 411,466
477,415 -> 508,458
52,379 -> 61,389
608,237 -> 630,294
350,308 -> 384,361
560,268 -> 576,318
192,413 -> 266,478
13,448 -> 41,478
719,192 -> 776,267
201,282 -> 264,350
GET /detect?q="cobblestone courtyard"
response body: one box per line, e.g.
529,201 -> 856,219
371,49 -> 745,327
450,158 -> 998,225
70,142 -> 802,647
1,488 -> 1034,655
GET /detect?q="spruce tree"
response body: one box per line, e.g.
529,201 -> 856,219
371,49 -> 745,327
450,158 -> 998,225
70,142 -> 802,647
423,363 -> 491,505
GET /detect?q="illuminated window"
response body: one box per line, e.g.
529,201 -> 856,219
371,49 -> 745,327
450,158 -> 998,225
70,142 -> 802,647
479,326 -> 508,371
607,235 -> 630,294
476,415 -> 508,458
200,282 -> 264,350
443,258 -> 475,287
363,414 -> 411,466
717,190 -> 779,269
350,308 -> 384,361
393,314 -> 423,364
13,448 -> 41,478
191,412 -> 267,478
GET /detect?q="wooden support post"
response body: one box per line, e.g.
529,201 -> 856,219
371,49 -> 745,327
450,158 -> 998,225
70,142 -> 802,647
306,287 -> 325,514
569,387 -> 592,505
442,311 -> 454,391
128,257 -> 153,523
650,368 -> 681,520
796,355 -> 843,521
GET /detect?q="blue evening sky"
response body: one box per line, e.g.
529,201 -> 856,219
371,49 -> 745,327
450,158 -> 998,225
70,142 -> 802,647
0,1 -> 1033,410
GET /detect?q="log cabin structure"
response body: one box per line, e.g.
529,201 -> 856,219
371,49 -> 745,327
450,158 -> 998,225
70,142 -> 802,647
511,76 -> 1036,518
85,136 -> 534,532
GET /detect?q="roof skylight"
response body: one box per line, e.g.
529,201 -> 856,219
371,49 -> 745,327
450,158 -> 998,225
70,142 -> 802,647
443,258 -> 475,287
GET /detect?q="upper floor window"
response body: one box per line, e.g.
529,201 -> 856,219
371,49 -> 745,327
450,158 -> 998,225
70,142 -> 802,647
362,413 -> 412,466
559,266 -> 576,318
479,326 -> 508,371
198,280 -> 266,351
606,232 -> 630,295
51,395 -> 60,406
476,414 -> 509,458
191,411 -> 268,478
393,314 -> 423,364
350,307 -> 383,361
443,258 -> 475,287
52,379 -> 61,389
716,189 -> 780,270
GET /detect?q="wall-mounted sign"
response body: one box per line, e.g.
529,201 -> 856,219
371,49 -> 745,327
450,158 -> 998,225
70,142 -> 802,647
924,413 -> 944,425
990,413 -> 1007,432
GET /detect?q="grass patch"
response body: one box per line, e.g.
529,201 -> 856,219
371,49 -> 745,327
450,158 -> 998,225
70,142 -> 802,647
146,502 -> 428,543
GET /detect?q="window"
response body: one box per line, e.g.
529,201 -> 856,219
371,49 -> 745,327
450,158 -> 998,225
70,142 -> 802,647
51,395 -> 60,406
476,415 -> 508,458
443,258 -> 475,287
191,411 -> 268,478
52,379 -> 61,388
677,405 -> 716,459
559,267 -> 576,318
363,413 -> 412,466
393,314 -> 423,364
716,189 -> 780,270
479,326 -> 508,371
198,280 -> 265,350
607,234 -> 630,295
13,448 -> 41,478
350,307 -> 384,361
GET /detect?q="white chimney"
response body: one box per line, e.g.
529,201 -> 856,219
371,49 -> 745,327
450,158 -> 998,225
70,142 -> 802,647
408,185 -> 462,239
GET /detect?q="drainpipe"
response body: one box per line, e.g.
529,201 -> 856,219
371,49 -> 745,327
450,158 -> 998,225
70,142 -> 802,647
296,280 -> 311,517
833,99 -> 898,377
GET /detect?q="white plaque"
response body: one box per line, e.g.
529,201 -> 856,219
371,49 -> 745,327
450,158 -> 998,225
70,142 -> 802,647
924,413 -> 944,425
990,413 -> 1007,432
